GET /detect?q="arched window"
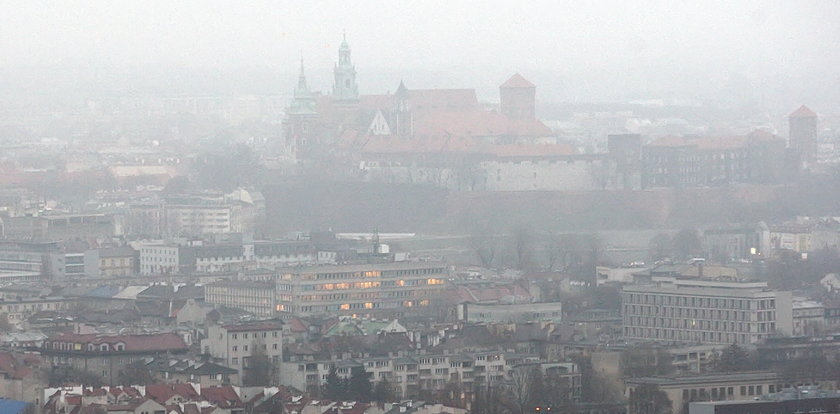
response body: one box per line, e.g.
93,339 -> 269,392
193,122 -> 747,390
115,343 -> 125,351
100,344 -> 109,352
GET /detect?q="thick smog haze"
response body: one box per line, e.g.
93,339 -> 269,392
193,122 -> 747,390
3,1 -> 840,104
4,3 -> 840,412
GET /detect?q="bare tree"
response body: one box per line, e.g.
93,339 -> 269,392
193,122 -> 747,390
472,380 -> 504,414
512,225 -> 535,271
503,366 -> 541,414
471,225 -> 500,268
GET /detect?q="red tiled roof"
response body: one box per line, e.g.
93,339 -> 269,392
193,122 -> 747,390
501,73 -> 535,88
201,385 -> 242,408
145,383 -> 200,403
789,105 -> 816,118
46,332 -> 188,352
407,89 -> 478,112
286,316 -> 310,333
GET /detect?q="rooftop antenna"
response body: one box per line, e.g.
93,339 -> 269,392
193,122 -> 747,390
372,227 -> 380,254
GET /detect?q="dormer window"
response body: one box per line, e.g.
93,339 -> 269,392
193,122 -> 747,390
115,343 -> 125,351
100,344 -> 109,352
87,344 -> 95,352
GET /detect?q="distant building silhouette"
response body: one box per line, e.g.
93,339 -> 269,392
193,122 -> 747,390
500,73 -> 536,120
788,105 -> 818,169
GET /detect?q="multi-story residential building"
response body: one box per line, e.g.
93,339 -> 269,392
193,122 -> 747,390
626,371 -> 834,414
280,351 -> 544,399
201,321 -> 284,383
138,239 -> 316,276
792,299 -> 825,336
457,301 -> 563,323
253,240 -> 316,268
88,246 -> 137,277
138,242 -> 181,275
165,199 -> 243,236
0,297 -> 80,328
622,277 -> 793,344
205,281 -> 276,317
40,333 -> 189,385
274,261 -> 449,317
190,241 -> 315,273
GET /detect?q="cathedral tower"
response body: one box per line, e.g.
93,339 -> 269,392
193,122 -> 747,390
332,32 -> 359,102
283,59 -> 319,153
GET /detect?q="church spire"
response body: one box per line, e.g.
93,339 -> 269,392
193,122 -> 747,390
288,58 -> 317,115
333,32 -> 359,102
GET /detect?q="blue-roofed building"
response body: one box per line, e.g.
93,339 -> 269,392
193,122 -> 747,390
0,398 -> 32,414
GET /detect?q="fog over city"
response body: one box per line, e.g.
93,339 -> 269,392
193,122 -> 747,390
2,2 -> 840,414
3,1 -> 840,106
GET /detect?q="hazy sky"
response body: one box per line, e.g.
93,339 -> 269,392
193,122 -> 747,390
2,1 -> 840,104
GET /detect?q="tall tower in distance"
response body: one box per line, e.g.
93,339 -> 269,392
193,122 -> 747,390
500,73 -> 536,120
283,59 -> 319,153
789,105 -> 818,167
332,32 -> 359,103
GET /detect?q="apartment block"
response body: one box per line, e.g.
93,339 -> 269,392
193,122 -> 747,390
280,351 -> 553,399
274,262 -> 448,317
201,321 -> 283,383
622,277 -> 792,344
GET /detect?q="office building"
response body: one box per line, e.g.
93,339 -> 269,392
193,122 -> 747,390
274,261 -> 448,317
622,277 -> 792,344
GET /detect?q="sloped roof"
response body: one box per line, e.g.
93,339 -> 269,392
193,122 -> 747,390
789,105 -> 817,118
46,332 -> 188,352
501,73 -> 535,88
145,383 -> 201,403
201,385 -> 242,408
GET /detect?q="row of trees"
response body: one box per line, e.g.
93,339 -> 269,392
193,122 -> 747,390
471,225 -> 603,275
